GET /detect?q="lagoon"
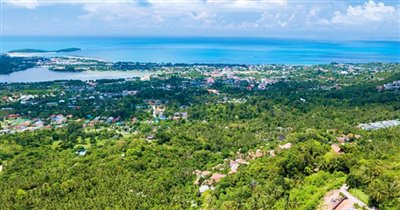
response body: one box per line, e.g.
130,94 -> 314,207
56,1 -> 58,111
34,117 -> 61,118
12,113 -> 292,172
0,68 -> 153,83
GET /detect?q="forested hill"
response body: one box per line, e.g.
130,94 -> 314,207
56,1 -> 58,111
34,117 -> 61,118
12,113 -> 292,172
0,55 -> 45,75
0,64 -> 399,209
8,48 -> 81,53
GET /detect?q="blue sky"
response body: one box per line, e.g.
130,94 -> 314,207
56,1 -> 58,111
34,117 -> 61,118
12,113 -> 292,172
2,0 -> 400,40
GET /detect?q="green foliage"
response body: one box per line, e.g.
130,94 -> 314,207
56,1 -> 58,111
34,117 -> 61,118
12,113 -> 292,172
0,65 -> 399,209
0,55 -> 44,74
349,189 -> 370,205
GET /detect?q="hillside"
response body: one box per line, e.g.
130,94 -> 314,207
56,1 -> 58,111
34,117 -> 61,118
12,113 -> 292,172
0,63 -> 399,209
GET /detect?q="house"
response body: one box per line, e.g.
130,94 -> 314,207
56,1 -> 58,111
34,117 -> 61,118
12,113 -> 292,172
358,120 -> 400,130
212,164 -> 225,171
207,89 -> 219,95
278,134 -> 286,141
50,114 -> 66,125
199,185 -> 210,193
269,150 -> 276,157
46,102 -> 58,107
229,159 -> 249,174
330,193 -> 348,210
336,135 -> 350,143
210,173 -> 226,184
258,84 -> 266,90
331,144 -> 342,154
193,170 -> 212,185
76,149 -> 87,156
230,161 -> 240,174
249,149 -> 264,159
383,80 -> 400,90
34,120 -> 44,128
172,112 -> 188,120
279,143 -> 292,149
206,77 -> 215,85
0,129 -> 11,134
106,117 -> 114,124
7,114 -> 19,119
152,105 -> 165,118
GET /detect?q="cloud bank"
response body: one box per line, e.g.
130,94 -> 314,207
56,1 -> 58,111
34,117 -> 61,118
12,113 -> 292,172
3,0 -> 400,39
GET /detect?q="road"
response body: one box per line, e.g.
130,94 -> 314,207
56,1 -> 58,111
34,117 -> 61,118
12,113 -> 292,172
339,185 -> 371,210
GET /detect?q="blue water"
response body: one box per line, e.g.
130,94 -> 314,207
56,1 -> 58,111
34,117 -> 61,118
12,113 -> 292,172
2,36 -> 399,64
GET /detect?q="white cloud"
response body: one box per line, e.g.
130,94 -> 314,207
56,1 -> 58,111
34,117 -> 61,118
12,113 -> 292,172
238,21 -> 259,28
5,0 -> 39,9
331,0 -> 399,25
256,5 -> 304,28
4,0 -> 137,9
3,0 -> 399,39
4,0 -> 287,10
206,0 -> 287,9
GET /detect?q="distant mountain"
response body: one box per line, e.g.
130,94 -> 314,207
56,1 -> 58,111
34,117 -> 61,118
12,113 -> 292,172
8,48 -> 81,53
8,49 -> 48,53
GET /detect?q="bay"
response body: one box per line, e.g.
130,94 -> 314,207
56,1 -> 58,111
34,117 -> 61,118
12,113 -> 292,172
2,36 -> 399,64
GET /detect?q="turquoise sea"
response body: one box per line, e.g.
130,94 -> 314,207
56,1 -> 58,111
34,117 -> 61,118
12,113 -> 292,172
2,36 -> 400,64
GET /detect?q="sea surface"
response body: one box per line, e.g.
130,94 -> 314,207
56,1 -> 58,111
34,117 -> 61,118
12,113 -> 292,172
2,36 -> 399,64
1,36 -> 399,83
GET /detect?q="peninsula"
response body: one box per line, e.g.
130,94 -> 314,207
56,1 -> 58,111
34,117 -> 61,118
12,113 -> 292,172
8,48 -> 81,54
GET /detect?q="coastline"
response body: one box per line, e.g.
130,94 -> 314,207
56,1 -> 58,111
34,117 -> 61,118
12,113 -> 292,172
6,52 -> 54,57
0,67 -> 158,83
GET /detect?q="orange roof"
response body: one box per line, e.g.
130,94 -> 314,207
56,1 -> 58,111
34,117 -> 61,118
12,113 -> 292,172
331,144 -> 342,154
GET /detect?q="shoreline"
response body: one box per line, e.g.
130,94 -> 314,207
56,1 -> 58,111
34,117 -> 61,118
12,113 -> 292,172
6,52 -> 54,57
0,67 -> 157,83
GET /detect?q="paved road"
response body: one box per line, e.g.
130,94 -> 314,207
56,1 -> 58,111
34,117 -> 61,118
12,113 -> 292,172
340,185 -> 371,210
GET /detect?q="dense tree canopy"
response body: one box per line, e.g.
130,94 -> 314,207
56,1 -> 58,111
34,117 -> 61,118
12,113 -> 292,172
0,63 -> 399,209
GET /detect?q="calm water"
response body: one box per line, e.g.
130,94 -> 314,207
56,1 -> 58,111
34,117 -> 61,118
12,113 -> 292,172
0,68 -> 153,83
2,36 -> 399,64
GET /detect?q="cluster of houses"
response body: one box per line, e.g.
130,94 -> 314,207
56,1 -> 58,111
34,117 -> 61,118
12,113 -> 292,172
193,129 -> 369,194
150,75 -> 281,93
331,133 -> 363,154
0,114 -> 71,134
49,61 -> 386,78
377,80 -> 400,91
81,116 -> 121,128
42,57 -> 107,72
193,141 -> 295,194
193,157 -> 252,194
0,115 -> 44,134
0,112 -> 128,135
206,75 -> 279,91
336,133 -> 362,143
147,99 -> 188,122
2,94 -> 38,104
358,119 -> 400,131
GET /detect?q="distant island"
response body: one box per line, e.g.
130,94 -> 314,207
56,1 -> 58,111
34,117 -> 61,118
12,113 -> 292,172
8,48 -> 81,54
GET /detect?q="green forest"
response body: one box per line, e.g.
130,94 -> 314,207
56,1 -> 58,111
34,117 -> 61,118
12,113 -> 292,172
0,63 -> 399,209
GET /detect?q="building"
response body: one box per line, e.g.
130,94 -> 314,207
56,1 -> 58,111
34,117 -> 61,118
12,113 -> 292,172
331,144 -> 342,154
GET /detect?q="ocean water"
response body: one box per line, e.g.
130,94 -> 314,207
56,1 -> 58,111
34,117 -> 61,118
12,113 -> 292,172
1,36 -> 400,64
